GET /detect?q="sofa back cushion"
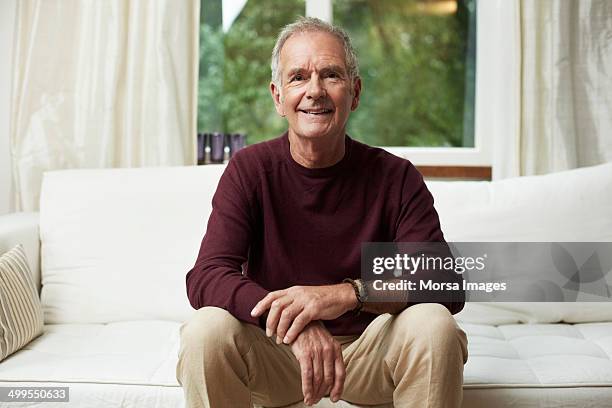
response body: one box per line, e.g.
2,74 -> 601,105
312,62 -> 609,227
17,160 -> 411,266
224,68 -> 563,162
427,162 -> 612,242
426,162 -> 612,324
40,165 -> 226,324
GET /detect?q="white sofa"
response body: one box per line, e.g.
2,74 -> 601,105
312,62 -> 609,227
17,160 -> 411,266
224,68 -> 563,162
1,161 -> 612,408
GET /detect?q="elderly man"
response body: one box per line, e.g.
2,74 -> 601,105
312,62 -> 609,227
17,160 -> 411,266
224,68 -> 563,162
177,17 -> 467,408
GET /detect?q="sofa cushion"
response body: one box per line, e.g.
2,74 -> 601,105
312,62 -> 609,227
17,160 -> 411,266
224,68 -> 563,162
0,244 -> 44,362
463,322 -> 612,386
427,162 -> 612,242
39,165 -> 226,324
0,321 -> 181,385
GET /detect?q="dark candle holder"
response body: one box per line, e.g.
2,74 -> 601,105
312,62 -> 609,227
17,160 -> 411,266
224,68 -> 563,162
210,132 -> 225,163
223,133 -> 231,162
230,133 -> 247,158
203,133 -> 211,164
197,133 -> 205,165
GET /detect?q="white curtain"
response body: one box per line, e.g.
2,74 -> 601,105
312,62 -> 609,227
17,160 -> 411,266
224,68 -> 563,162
493,0 -> 612,179
10,0 -> 200,211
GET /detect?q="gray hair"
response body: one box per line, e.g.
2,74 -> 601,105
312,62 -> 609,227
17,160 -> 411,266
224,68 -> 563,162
270,16 -> 359,86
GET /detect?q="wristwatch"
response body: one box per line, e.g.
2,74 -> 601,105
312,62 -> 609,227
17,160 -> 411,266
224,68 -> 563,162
343,278 -> 368,312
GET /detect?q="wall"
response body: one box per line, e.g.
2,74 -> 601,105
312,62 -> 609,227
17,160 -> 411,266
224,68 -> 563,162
0,0 -> 16,215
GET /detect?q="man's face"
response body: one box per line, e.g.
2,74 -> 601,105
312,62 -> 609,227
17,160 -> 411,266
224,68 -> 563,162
270,31 -> 361,141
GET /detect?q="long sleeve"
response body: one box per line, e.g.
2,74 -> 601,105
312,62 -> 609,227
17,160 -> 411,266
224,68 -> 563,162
186,158 -> 269,326
394,165 -> 465,315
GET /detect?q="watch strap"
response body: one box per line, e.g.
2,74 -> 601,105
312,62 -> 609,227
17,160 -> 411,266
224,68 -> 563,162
343,278 -> 367,313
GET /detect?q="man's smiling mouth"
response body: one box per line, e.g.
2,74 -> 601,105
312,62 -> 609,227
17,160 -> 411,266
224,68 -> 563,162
299,108 -> 333,115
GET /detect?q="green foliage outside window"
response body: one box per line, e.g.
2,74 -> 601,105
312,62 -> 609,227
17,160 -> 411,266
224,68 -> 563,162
198,0 -> 475,147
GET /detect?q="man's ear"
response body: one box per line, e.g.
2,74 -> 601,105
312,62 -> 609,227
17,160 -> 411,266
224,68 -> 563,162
270,81 -> 285,117
351,76 -> 362,111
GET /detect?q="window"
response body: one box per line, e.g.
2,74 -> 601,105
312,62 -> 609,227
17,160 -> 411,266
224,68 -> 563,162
198,0 -> 486,167
334,0 -> 476,148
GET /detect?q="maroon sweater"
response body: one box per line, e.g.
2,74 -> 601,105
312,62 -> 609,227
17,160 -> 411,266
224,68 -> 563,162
186,133 -> 463,335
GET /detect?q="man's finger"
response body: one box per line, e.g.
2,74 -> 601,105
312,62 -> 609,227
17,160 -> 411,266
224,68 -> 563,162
311,353 -> 324,404
276,305 -> 300,343
299,356 -> 313,406
283,313 -> 312,344
266,298 -> 291,338
330,344 -> 345,403
322,344 -> 335,397
251,291 -> 283,317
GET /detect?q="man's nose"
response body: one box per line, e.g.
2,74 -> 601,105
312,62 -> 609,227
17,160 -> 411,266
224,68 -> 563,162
305,76 -> 326,100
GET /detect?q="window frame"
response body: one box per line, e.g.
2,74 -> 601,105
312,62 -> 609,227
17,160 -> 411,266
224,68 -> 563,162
305,0 -> 496,167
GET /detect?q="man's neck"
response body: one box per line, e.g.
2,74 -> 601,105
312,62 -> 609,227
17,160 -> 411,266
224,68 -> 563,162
288,132 -> 346,169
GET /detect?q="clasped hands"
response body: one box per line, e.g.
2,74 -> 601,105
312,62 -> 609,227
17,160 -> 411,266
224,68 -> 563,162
250,284 -> 357,406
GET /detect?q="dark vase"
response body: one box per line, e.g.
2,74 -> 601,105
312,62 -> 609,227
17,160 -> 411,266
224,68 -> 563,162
210,132 -> 225,163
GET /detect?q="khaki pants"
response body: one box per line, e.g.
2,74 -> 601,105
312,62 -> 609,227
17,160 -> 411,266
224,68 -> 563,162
176,303 -> 468,408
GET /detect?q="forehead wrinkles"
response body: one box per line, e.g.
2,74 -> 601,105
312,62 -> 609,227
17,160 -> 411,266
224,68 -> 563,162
279,33 -> 347,77
286,60 -> 346,76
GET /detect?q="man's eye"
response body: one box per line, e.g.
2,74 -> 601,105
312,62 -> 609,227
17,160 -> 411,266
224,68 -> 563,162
325,72 -> 341,79
292,75 -> 304,82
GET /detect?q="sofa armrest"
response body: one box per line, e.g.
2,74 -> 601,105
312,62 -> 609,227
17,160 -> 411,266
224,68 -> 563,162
0,212 -> 41,294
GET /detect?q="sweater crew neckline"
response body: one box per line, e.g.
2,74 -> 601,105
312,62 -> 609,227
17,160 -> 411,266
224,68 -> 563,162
282,132 -> 353,178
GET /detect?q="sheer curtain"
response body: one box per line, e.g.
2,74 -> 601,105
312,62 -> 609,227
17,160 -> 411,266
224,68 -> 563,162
493,0 -> 612,179
10,0 -> 199,211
